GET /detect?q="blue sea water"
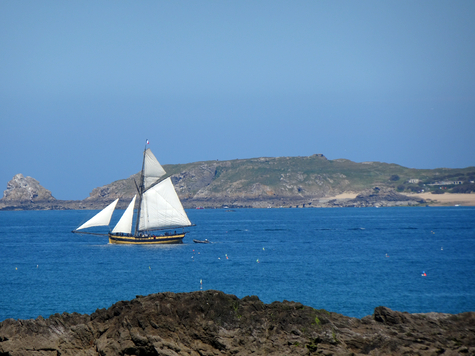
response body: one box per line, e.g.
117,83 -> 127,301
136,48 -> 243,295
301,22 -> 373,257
0,207 -> 474,322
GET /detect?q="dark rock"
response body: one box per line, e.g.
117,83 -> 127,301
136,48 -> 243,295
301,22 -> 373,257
374,306 -> 409,325
0,291 -> 473,355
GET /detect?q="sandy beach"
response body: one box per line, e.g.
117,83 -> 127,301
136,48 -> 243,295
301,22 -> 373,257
403,192 -> 475,206
324,192 -> 475,206
330,192 -> 359,199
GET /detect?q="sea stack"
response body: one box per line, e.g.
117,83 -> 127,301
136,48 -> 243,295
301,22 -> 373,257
1,173 -> 56,202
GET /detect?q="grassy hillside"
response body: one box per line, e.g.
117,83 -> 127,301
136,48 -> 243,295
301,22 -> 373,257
86,154 -> 475,208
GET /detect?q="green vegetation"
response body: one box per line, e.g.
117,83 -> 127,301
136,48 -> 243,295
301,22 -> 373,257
306,342 -> 318,352
232,302 -> 242,319
194,157 -> 473,195
97,154 -> 475,201
331,329 -> 339,344
450,183 -> 475,193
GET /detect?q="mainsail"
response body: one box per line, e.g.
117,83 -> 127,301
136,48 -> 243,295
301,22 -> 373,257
111,195 -> 136,234
76,198 -> 119,230
138,177 -> 192,231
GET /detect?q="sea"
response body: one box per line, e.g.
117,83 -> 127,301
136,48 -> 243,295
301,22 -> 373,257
1,207 -> 474,322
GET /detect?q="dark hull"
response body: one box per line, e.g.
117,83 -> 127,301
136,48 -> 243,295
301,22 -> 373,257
109,233 -> 185,244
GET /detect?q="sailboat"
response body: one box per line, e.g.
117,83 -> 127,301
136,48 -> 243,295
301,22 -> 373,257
72,146 -> 193,244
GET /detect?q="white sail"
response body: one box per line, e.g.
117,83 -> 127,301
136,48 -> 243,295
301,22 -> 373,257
111,195 -> 136,234
139,177 -> 191,231
76,198 -> 119,230
144,149 -> 166,190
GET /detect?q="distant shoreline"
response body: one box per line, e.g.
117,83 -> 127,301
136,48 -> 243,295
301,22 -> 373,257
1,192 -> 474,211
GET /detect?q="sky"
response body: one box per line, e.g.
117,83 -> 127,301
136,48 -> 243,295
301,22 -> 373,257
1,1 -> 474,200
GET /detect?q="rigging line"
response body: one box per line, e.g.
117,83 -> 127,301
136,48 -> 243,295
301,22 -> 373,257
134,179 -> 140,193
134,147 -> 147,235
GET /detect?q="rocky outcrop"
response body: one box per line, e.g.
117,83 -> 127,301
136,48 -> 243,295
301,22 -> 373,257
172,163 -> 221,199
327,187 -> 426,208
0,174 -> 91,210
1,174 -> 55,203
0,173 -> 134,210
0,291 -> 473,355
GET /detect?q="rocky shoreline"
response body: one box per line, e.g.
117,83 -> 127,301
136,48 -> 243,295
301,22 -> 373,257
0,290 -> 473,355
4,169 -> 475,210
0,174 -> 426,210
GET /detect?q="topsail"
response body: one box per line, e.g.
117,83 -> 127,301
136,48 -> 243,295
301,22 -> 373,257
143,149 -> 166,190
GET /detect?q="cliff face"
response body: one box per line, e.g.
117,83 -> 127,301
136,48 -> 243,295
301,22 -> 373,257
0,291 -> 473,356
1,173 -> 55,203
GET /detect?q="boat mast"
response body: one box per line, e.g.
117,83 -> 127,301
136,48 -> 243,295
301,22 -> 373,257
134,142 -> 148,236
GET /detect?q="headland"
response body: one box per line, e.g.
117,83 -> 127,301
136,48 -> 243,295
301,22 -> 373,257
1,156 -> 474,210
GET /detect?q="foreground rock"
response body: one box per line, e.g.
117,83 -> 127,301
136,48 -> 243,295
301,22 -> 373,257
0,291 -> 473,355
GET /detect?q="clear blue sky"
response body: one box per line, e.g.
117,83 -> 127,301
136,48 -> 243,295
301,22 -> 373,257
1,1 -> 474,200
